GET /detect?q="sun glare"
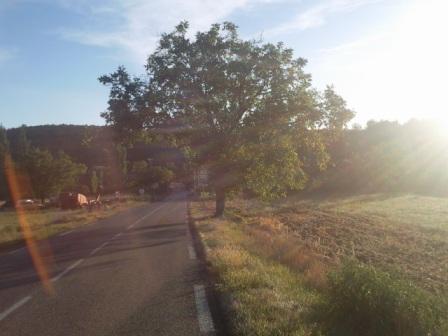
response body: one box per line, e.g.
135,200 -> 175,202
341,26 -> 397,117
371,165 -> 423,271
311,0 -> 448,128
390,0 -> 448,127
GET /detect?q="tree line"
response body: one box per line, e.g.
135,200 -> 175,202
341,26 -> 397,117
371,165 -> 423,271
318,119 -> 448,195
0,125 -> 182,203
0,126 -> 86,202
1,119 -> 445,205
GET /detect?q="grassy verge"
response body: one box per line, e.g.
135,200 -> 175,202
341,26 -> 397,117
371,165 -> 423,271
192,201 -> 318,335
191,193 -> 448,335
0,198 -> 148,250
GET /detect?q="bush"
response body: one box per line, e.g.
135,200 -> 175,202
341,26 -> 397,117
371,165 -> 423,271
310,261 -> 447,336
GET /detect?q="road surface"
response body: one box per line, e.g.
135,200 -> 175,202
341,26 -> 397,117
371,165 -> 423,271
0,191 -> 215,335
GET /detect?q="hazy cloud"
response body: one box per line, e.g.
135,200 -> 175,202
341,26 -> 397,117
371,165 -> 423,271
264,0 -> 382,37
57,0 -> 281,63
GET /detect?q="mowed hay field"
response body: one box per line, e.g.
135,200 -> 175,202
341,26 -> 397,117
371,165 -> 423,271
192,193 -> 448,335
276,193 -> 448,293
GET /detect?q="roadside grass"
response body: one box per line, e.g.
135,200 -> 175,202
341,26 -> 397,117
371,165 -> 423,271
0,198 -> 147,251
191,192 -> 448,335
192,202 -> 319,335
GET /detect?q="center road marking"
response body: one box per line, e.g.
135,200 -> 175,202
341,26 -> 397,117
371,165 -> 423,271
194,284 -> 215,334
51,258 -> 84,283
0,296 -> 32,322
125,205 -> 165,232
90,242 -> 109,256
132,204 -> 165,226
64,205 -> 166,264
112,232 -> 122,240
7,247 -> 25,255
59,229 -> 74,237
0,203 -> 171,322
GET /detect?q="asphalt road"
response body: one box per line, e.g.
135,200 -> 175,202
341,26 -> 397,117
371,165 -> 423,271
0,191 -> 214,336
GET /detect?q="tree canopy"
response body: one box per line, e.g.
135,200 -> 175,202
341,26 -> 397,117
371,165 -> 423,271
100,21 -> 354,215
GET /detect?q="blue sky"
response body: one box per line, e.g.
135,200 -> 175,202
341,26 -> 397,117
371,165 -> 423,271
1,0 -> 447,128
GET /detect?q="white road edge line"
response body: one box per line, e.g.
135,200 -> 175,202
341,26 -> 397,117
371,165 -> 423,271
51,258 -> 84,283
0,296 -> 32,322
90,242 -> 109,256
188,245 -> 197,260
59,229 -> 74,237
193,284 -> 215,334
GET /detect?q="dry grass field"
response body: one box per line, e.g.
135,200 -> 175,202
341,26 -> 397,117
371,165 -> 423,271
0,198 -> 147,251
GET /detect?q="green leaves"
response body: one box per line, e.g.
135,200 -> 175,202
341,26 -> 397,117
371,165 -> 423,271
25,148 -> 86,201
312,261 -> 448,336
99,66 -> 157,144
237,136 -> 307,201
100,21 -> 355,211
321,85 -> 355,134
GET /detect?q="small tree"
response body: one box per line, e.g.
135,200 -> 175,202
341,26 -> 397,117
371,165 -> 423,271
128,160 -> 147,188
90,170 -> 99,195
132,164 -> 174,194
0,125 -> 10,200
116,144 -> 128,177
147,166 -> 174,193
13,125 -> 31,165
25,148 -> 86,202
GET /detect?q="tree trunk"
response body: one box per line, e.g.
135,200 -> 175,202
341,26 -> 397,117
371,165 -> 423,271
215,188 -> 226,217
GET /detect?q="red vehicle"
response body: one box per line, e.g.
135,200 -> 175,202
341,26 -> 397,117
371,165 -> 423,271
59,192 -> 88,210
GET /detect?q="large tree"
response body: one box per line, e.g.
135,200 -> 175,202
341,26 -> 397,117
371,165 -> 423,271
100,22 -> 354,215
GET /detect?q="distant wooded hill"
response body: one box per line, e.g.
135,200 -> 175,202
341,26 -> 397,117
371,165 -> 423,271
6,124 -> 184,168
4,120 -> 447,198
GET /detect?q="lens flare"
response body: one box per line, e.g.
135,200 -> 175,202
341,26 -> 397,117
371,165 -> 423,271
4,154 -> 54,295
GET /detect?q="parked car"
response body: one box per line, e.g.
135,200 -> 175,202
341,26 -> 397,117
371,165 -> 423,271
18,199 -> 34,205
59,192 -> 88,210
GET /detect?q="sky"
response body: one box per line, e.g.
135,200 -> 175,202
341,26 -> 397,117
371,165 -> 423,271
0,0 -> 447,128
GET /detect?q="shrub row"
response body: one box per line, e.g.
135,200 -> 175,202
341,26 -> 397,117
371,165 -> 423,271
310,261 -> 448,336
